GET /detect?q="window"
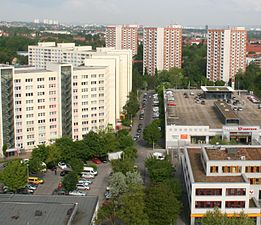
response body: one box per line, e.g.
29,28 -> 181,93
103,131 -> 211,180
37,78 -> 44,82
210,166 -> 218,173
196,189 -> 222,196
226,188 -> 246,196
25,78 -> 33,82
222,166 -> 241,173
26,93 -> 33,97
195,201 -> 221,208
49,77 -> 56,81
225,201 -> 245,208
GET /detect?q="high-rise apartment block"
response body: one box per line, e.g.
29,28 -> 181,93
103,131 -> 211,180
143,25 -> 182,75
105,25 -> 138,56
207,27 -> 247,83
0,43 -> 132,155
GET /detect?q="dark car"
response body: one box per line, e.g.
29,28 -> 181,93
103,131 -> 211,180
99,156 -> 108,163
138,124 -> 142,129
137,128 -> 142,133
139,114 -> 144,120
60,170 -> 71,176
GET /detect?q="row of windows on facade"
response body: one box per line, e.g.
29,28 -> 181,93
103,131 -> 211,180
210,165 -> 261,173
73,80 -> 104,86
14,77 -> 56,83
17,125 -> 57,133
195,201 -> 245,209
195,188 -> 246,196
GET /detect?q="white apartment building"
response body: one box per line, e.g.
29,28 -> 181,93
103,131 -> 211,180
28,43 -> 132,119
207,27 -> 247,83
0,61 -> 127,155
143,25 -> 182,75
182,146 -> 261,225
105,25 -> 138,56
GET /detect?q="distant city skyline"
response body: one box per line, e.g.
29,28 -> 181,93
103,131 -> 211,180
0,0 -> 261,26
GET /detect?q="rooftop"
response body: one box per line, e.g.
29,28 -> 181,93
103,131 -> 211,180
205,147 -> 261,161
165,90 -> 261,128
0,194 -> 98,225
214,101 -> 239,120
201,86 -> 234,92
14,68 -> 52,74
187,148 -> 245,183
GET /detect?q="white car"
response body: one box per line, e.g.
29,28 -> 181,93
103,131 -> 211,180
81,173 -> 95,179
153,152 -> 165,160
76,184 -> 90,190
58,162 -> 67,170
153,107 -> 159,112
69,190 -> 86,196
78,179 -> 93,185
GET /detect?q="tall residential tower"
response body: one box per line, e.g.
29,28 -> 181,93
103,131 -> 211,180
207,27 -> 247,83
143,25 -> 182,75
105,25 -> 138,56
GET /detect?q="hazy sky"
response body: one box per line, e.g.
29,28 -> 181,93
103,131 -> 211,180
0,0 -> 260,26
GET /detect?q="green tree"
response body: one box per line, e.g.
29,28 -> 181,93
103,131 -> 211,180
69,158 -> 83,174
201,208 -> 255,225
46,145 -> 62,165
2,144 -> 7,157
111,158 -> 135,175
143,120 -> 161,148
29,157 -> 44,174
96,200 -> 118,225
123,91 -> 139,119
125,171 -> 143,185
0,160 -> 27,191
62,171 -> 78,192
145,182 -> 182,225
83,131 -> 103,157
145,156 -> 172,182
117,134 -> 134,150
55,136 -> 76,161
31,144 -> 48,162
118,184 -> 149,225
123,146 -> 137,160
109,172 -> 128,197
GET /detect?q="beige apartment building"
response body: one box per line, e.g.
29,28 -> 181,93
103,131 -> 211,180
207,27 -> 247,83
143,25 -> 182,75
105,25 -> 138,56
0,58 -> 130,155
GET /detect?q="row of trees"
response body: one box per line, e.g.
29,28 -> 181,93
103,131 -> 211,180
236,64 -> 261,97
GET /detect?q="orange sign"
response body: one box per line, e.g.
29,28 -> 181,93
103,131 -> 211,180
180,134 -> 188,139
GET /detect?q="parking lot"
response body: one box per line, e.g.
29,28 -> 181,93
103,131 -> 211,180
172,90 -> 261,128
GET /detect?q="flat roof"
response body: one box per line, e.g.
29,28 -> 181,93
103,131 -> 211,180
165,90 -> 261,128
201,86 -> 234,92
187,148 -> 245,183
214,101 -> 239,120
206,147 -> 261,161
0,194 -> 98,225
74,66 -> 107,71
14,69 -> 52,74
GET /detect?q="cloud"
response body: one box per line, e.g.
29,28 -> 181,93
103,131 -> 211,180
232,0 -> 261,12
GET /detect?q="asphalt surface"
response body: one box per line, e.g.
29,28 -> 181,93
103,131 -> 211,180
131,91 -> 189,225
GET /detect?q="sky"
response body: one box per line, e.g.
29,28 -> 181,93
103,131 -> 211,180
0,0 -> 260,27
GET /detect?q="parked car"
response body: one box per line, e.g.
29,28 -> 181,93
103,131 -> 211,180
76,183 -> 90,190
78,179 -> 93,185
60,170 -> 71,176
139,114 -> 144,120
81,173 -> 95,179
26,184 -> 37,190
91,158 -> 102,164
99,156 -> 108,163
138,124 -> 142,129
58,161 -> 68,170
28,177 -> 44,185
104,191 -> 112,199
69,190 -> 86,196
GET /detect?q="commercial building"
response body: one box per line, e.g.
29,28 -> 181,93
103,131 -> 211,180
0,194 -> 98,225
164,89 -> 261,148
0,60 -> 129,155
207,27 -> 247,83
143,25 -> 182,75
182,146 -> 261,225
105,25 -> 138,56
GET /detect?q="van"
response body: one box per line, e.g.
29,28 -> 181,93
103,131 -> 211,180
83,167 -> 97,176
28,177 -> 44,185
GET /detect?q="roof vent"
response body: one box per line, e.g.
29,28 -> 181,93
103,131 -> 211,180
240,155 -> 246,160
11,215 -> 19,220
227,157 -> 231,160
35,210 -> 42,216
225,109 -> 229,111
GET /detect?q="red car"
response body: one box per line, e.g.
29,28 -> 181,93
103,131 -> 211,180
92,158 -> 102,164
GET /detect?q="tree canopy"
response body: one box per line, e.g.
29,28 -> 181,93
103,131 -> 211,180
0,160 -> 27,191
